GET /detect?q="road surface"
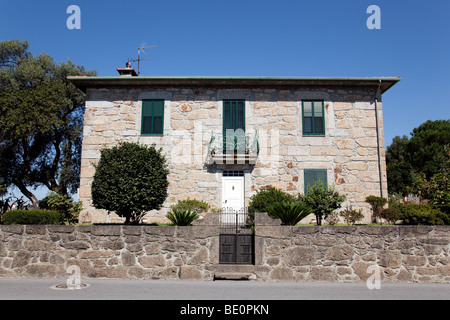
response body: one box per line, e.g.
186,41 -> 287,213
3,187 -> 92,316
0,278 -> 448,300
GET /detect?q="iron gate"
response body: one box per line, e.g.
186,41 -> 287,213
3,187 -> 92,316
219,208 -> 254,264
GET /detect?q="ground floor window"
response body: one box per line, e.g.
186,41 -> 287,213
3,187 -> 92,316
304,169 -> 327,194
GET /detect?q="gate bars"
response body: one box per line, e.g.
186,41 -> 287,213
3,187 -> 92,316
219,207 -> 254,265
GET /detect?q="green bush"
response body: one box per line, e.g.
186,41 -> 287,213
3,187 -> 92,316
3,210 -> 61,225
170,198 -> 210,214
340,206 -> 364,225
266,201 -> 312,226
300,181 -> 346,226
248,188 -> 296,214
40,193 -> 81,225
166,208 -> 199,226
248,188 -> 296,225
380,207 -> 401,225
365,196 -> 388,223
434,204 -> 450,215
395,203 -> 448,225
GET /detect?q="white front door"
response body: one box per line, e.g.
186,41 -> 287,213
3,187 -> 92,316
222,176 -> 244,212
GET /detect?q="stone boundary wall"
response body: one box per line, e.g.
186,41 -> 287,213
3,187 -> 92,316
1,215 -> 449,283
256,225 -> 450,283
0,223 -> 219,280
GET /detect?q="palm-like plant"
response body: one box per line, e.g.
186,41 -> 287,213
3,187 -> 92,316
166,208 -> 199,226
266,201 -> 313,226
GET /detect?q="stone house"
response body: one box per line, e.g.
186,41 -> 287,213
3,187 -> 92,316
69,69 -> 400,224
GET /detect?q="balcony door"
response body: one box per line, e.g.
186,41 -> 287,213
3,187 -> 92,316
223,100 -> 245,154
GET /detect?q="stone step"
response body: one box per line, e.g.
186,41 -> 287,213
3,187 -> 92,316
211,265 -> 257,280
214,272 -> 256,281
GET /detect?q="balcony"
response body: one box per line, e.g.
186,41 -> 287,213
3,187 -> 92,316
207,130 -> 259,165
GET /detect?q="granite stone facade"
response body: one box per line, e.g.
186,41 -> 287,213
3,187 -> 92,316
72,77 -> 397,224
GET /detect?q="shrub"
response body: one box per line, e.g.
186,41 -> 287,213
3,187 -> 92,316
3,210 -> 61,225
248,188 -> 296,214
365,196 -> 388,223
266,201 -> 312,226
396,203 -> 448,225
171,198 -> 210,214
91,142 -> 169,224
380,207 -> 401,225
41,193 -> 81,225
166,208 -> 199,226
340,206 -> 364,225
325,211 -> 340,226
248,188 -> 296,225
300,181 -> 346,226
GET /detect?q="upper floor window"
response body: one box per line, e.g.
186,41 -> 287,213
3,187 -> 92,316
141,99 -> 164,135
302,100 -> 324,135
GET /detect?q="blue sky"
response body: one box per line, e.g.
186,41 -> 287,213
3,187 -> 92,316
1,0 -> 449,199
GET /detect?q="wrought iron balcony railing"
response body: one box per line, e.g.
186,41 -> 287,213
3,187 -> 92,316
207,130 -> 259,164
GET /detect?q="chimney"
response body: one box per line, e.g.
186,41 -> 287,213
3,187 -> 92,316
117,62 -> 138,77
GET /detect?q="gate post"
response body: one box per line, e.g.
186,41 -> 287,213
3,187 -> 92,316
253,212 -> 282,266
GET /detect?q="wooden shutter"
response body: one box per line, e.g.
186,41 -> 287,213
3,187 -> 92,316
152,100 -> 164,134
141,100 -> 164,135
304,169 -> 328,194
223,100 -> 245,153
304,170 -> 316,194
142,100 -> 153,134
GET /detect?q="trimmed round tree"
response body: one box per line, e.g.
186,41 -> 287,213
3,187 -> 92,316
91,142 -> 169,224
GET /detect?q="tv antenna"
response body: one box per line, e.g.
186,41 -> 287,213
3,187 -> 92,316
127,44 -> 157,76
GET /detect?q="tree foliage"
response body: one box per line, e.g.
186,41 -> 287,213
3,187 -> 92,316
300,181 -> 346,226
91,142 -> 169,224
386,120 -> 450,199
365,195 -> 388,224
248,188 -> 296,214
0,40 -> 96,207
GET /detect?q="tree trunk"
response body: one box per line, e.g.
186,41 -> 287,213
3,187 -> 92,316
15,183 -> 39,209
315,213 -> 322,226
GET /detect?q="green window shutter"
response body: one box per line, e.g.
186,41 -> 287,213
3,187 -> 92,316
304,169 -> 328,194
316,170 -> 327,186
152,100 -> 164,134
302,100 -> 324,135
141,99 -> 164,135
223,100 -> 245,153
223,100 -> 245,132
223,101 -> 232,132
304,170 -> 316,194
142,100 -> 153,134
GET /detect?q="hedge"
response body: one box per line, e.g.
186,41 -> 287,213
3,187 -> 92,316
2,210 -> 62,225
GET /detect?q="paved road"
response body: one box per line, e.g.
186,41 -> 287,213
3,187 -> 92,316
0,278 -> 448,300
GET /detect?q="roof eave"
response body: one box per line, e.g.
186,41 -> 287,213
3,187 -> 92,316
68,76 -> 401,94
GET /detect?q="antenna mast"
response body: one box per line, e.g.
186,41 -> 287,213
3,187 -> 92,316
127,44 -> 157,76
